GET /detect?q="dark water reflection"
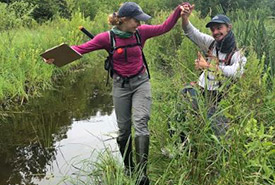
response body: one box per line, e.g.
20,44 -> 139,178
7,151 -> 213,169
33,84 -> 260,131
0,67 -> 116,185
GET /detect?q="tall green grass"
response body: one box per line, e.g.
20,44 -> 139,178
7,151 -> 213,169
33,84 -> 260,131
0,11 -> 111,109
230,9 -> 275,79
0,4 -> 274,184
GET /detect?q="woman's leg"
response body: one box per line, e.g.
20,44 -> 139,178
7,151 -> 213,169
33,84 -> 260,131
132,78 -> 152,185
112,78 -> 134,173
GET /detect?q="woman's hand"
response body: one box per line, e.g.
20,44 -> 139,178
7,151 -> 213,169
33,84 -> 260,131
43,58 -> 54,64
180,3 -> 194,20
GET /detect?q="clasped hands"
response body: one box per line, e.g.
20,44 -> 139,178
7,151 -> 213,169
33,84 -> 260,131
180,2 -> 194,18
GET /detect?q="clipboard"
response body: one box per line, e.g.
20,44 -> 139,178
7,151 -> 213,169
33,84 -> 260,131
40,43 -> 82,67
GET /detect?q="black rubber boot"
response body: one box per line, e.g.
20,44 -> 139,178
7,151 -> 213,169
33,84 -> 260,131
117,136 -> 135,175
135,135 -> 150,185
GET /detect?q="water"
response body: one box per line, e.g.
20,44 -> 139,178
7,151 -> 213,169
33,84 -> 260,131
0,67 -> 118,185
36,112 -> 118,185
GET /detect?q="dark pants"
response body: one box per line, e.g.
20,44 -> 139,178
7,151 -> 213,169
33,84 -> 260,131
168,84 -> 228,141
181,85 -> 228,136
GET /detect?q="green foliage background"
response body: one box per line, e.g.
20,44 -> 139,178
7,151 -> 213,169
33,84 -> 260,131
0,0 -> 274,184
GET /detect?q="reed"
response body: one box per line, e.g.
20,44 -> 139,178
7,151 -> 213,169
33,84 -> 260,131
0,11 -> 110,109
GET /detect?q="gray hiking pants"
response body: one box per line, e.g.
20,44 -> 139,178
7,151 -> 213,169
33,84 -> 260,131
112,72 -> 152,141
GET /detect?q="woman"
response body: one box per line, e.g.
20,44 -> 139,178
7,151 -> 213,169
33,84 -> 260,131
45,2 -> 188,184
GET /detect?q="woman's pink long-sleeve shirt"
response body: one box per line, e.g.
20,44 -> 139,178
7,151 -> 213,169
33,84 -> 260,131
72,6 -> 181,77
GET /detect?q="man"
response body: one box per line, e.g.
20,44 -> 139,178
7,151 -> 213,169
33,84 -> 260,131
179,5 -> 247,136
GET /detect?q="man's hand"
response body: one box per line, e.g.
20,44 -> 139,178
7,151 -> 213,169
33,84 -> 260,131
195,51 -> 209,70
180,3 -> 194,21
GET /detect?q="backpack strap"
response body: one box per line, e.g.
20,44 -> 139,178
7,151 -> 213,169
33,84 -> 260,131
135,30 -> 142,45
135,29 -> 150,79
105,31 -> 116,86
208,40 -> 215,53
110,30 -> 116,52
208,40 -> 237,66
216,46 -> 237,65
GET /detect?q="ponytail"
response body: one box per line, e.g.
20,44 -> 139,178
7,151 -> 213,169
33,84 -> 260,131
108,12 -> 123,26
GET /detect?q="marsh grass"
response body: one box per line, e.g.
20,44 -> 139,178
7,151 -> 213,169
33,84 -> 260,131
0,11 -> 110,112
0,4 -> 274,184
58,149 -> 146,185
